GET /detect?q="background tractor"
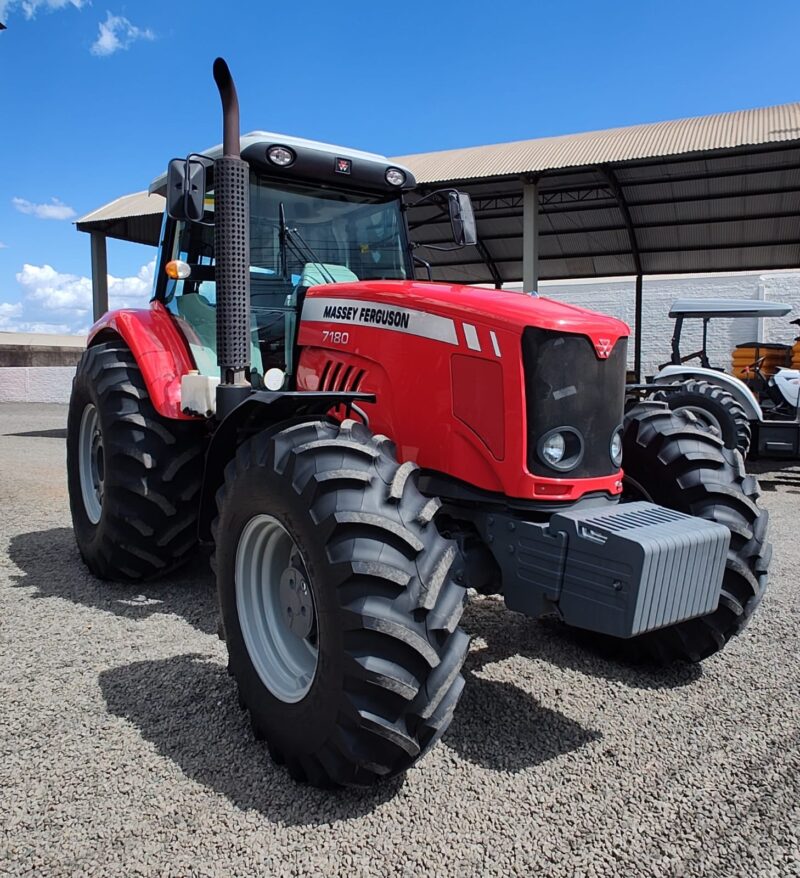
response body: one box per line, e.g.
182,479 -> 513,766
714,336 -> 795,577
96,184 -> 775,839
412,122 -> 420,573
648,298 -> 800,458
66,59 -> 771,788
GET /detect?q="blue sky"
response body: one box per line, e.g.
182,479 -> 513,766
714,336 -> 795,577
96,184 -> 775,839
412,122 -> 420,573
1,0 -> 799,333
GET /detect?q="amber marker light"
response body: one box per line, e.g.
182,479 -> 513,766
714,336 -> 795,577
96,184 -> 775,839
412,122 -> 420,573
165,260 -> 191,279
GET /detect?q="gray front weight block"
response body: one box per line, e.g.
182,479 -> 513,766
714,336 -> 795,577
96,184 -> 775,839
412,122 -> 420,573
481,502 -> 730,638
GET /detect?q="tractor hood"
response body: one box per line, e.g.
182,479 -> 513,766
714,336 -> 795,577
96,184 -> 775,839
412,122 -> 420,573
301,279 -> 629,356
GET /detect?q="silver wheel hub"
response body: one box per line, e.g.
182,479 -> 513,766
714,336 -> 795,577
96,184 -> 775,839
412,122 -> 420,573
279,566 -> 314,639
78,403 -> 104,524
235,514 -> 318,703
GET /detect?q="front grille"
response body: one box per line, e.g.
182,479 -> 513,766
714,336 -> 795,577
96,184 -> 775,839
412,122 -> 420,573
521,328 -> 627,478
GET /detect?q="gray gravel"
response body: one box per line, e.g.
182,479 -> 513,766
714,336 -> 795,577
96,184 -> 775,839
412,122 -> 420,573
1,401 -> 798,878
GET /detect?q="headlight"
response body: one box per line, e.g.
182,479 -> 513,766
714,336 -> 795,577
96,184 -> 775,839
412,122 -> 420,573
537,427 -> 584,472
541,433 -> 566,465
267,145 -> 295,167
385,167 -> 406,186
610,428 -> 623,467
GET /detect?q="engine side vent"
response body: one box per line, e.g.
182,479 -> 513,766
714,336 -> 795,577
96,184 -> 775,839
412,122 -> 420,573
319,360 -> 367,392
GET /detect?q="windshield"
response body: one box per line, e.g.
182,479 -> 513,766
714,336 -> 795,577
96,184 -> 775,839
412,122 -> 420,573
250,173 -> 411,283
162,174 -> 411,382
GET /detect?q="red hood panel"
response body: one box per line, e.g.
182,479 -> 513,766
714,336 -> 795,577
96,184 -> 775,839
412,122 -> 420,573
305,280 -> 629,350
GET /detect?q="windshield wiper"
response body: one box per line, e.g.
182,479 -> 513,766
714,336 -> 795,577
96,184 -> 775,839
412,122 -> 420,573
278,202 -> 337,285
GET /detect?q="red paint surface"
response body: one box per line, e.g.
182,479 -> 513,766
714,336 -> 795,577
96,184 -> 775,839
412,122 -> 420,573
87,301 -> 199,421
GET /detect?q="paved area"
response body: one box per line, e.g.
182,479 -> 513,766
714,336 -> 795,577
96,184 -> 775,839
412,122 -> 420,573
1,402 -> 798,877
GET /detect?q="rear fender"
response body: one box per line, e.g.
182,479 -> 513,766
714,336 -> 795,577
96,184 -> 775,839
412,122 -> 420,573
198,390 -> 374,542
88,302 -> 197,420
653,365 -> 763,422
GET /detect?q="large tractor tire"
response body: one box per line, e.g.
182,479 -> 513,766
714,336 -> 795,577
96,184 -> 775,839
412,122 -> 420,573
652,379 -> 752,456
213,418 -> 469,787
618,403 -> 770,664
67,341 -> 204,580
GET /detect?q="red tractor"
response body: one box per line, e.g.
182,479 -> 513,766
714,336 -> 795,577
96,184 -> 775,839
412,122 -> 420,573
67,60 -> 771,788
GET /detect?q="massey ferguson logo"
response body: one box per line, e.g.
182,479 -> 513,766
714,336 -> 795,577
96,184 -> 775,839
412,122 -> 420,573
594,337 -> 613,358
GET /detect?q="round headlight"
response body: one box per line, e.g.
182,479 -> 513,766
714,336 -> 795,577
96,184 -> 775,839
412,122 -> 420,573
385,167 -> 406,186
541,433 -> 566,465
267,145 -> 295,167
537,427 -> 585,472
610,429 -> 623,467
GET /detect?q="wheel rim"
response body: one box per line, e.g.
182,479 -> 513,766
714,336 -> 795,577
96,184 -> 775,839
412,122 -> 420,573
78,403 -> 104,524
676,404 -> 722,436
235,514 -> 318,703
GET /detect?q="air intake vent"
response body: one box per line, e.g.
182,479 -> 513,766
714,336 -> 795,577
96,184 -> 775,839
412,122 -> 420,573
319,360 -> 366,392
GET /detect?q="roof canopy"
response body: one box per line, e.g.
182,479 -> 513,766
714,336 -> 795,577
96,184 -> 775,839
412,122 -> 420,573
668,299 -> 793,319
398,101 -> 800,284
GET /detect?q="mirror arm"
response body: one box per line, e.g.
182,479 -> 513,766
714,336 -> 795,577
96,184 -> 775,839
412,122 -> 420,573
412,252 -> 433,281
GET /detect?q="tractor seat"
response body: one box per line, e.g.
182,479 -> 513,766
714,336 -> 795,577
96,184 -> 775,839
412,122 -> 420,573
299,263 -> 359,288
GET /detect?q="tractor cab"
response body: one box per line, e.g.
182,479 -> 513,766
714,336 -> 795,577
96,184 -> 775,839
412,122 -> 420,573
149,133 -> 419,386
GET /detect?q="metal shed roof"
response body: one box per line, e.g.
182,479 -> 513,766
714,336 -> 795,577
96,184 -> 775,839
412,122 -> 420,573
76,191 -> 164,247
393,102 -> 800,183
398,101 -> 800,285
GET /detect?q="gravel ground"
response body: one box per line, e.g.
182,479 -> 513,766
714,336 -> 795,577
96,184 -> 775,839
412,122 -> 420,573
1,401 -> 798,878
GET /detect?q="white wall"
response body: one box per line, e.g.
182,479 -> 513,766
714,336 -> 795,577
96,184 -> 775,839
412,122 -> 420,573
0,367 -> 76,403
532,271 -> 800,377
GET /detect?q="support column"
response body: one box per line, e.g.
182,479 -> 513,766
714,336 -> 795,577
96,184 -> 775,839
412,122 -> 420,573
522,179 -> 539,294
634,273 -> 643,382
90,232 -> 109,321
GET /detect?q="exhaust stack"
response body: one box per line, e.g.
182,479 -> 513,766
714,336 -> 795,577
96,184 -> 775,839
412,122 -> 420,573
212,58 -> 251,411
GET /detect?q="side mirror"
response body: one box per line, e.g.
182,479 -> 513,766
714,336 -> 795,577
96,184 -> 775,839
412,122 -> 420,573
447,191 -> 477,247
166,156 -> 209,222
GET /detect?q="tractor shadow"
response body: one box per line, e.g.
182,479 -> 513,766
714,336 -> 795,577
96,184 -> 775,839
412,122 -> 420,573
444,597 -> 701,772
3,427 -> 68,439
99,653 -> 403,825
7,527 -> 218,637
746,460 -> 800,494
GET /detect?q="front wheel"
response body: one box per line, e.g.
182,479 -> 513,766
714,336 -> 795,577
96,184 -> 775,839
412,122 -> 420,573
213,418 -> 470,787
618,403 -> 770,663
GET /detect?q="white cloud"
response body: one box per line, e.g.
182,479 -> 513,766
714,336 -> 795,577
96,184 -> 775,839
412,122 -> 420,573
0,242 -> 8,249
0,260 -> 155,334
90,11 -> 154,56
12,196 -> 77,221
0,0 -> 85,21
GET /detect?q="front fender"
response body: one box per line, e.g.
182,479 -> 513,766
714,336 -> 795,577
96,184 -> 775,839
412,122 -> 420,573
88,301 -> 197,420
653,365 -> 763,422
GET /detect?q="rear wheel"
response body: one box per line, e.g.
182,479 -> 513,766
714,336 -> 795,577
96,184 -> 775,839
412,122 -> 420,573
214,418 -> 470,787
67,340 -> 204,580
653,379 -> 752,456
618,403 -> 770,663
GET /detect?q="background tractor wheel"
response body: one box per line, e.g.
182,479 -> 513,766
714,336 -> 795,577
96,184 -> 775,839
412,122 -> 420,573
652,379 -> 752,456
214,418 -> 469,788
617,402 -> 770,664
67,341 -> 204,581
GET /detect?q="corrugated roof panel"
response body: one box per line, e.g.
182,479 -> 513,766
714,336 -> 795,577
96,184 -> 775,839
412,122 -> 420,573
393,102 -> 800,184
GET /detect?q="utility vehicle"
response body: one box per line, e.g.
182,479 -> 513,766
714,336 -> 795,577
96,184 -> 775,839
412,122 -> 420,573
651,298 -> 800,458
67,60 -> 771,787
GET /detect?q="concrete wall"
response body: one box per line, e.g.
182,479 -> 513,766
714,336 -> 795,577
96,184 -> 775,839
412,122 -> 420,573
0,366 -> 76,403
535,271 -> 800,378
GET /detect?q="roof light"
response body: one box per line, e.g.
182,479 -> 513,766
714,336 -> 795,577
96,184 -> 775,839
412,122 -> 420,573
267,145 -> 295,167
385,167 -> 406,186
